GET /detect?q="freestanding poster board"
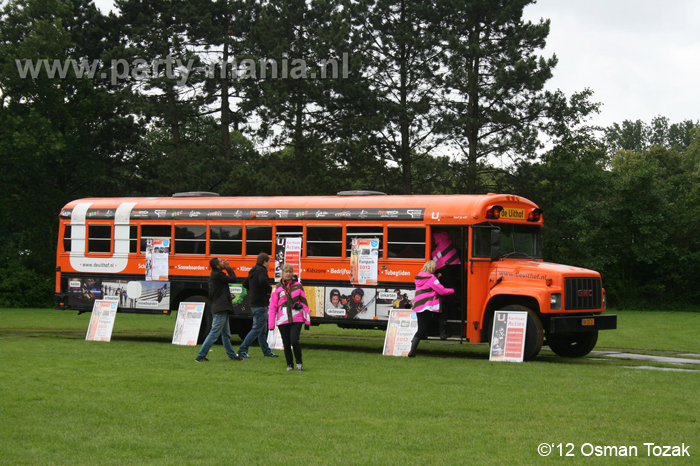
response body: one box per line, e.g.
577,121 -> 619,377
85,299 -> 119,342
172,302 -> 205,346
489,310 -> 528,362
383,310 -> 418,356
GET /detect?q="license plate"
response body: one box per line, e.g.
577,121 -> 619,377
581,318 -> 595,326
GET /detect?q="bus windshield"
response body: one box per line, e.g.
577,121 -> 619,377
473,224 -> 543,259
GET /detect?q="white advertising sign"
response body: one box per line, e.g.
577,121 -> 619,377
172,302 -> 205,346
85,300 -> 119,342
489,310 -> 528,362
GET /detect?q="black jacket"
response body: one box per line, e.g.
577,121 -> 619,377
208,266 -> 237,314
243,264 -> 272,307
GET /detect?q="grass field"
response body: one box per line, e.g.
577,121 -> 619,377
1,308 -> 698,465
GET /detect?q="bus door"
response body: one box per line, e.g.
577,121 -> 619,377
468,224 -> 500,342
430,226 -> 466,339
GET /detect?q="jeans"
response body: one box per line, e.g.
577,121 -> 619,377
197,311 -> 237,359
278,322 -> 303,366
238,306 -> 273,355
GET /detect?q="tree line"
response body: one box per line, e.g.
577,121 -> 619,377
1,0 -> 698,308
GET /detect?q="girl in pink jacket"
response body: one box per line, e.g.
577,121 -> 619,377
409,260 -> 455,357
268,264 -> 310,370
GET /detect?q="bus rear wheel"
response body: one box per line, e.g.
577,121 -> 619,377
233,319 -> 253,341
546,330 -> 598,358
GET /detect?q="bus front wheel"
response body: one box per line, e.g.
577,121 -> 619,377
546,330 -> 598,358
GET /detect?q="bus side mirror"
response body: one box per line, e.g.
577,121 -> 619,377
490,229 -> 501,261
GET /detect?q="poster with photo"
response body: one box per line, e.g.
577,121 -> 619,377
85,300 -> 119,342
375,288 -> 415,320
323,286 -> 376,320
383,310 -> 418,356
275,236 -> 302,279
145,238 -> 170,281
172,302 -> 205,346
67,278 -> 103,307
350,238 -> 379,285
302,285 -> 325,318
116,280 -> 171,310
489,310 -> 528,362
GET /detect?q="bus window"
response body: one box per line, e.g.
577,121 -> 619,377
387,227 -> 425,259
276,225 -> 303,237
210,225 -> 242,255
307,226 -> 342,257
140,225 -> 172,253
246,225 -> 272,256
472,226 -> 495,258
346,226 -> 383,258
87,225 -> 111,253
129,226 -> 138,253
174,225 -> 206,255
63,225 -> 72,252
500,224 -> 543,259
472,224 -> 543,259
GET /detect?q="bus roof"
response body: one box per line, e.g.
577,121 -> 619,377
59,193 -> 541,224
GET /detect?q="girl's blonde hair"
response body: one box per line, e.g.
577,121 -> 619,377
421,260 -> 436,274
281,263 -> 294,274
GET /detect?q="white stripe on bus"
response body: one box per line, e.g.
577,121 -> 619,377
69,202 -> 136,273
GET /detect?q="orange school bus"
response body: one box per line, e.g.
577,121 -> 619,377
55,191 -> 616,359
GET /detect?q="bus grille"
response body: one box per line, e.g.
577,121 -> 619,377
564,277 -> 602,310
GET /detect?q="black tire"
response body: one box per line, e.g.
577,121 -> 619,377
233,318 -> 253,341
547,330 -> 599,358
486,304 -> 543,361
180,295 -> 211,345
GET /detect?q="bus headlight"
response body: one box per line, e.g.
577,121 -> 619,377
550,293 -> 561,310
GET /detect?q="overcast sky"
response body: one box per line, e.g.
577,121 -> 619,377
94,0 -> 699,129
523,0 -> 700,128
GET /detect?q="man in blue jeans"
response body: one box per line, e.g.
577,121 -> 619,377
238,252 -> 278,358
196,257 -> 244,362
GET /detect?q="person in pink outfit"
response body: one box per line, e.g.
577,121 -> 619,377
408,260 -> 455,357
268,264 -> 310,370
432,230 -> 461,339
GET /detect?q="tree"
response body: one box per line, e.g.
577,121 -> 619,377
136,116 -> 261,195
604,116 -> 698,154
113,0 -> 206,158
440,0 -> 557,193
359,0 -> 446,194
0,0 -> 142,306
239,0 -> 365,193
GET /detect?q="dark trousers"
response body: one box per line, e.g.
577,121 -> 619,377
409,311 -> 434,356
278,322 -> 303,366
437,264 -> 460,337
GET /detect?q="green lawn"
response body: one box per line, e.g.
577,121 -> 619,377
0,308 -> 698,465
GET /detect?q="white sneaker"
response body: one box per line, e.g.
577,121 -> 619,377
287,365 -> 294,371
296,363 -> 303,371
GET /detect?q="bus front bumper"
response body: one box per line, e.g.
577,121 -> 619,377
549,314 -> 617,334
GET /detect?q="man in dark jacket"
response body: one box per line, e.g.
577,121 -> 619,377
237,252 -> 278,358
196,257 -> 244,362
